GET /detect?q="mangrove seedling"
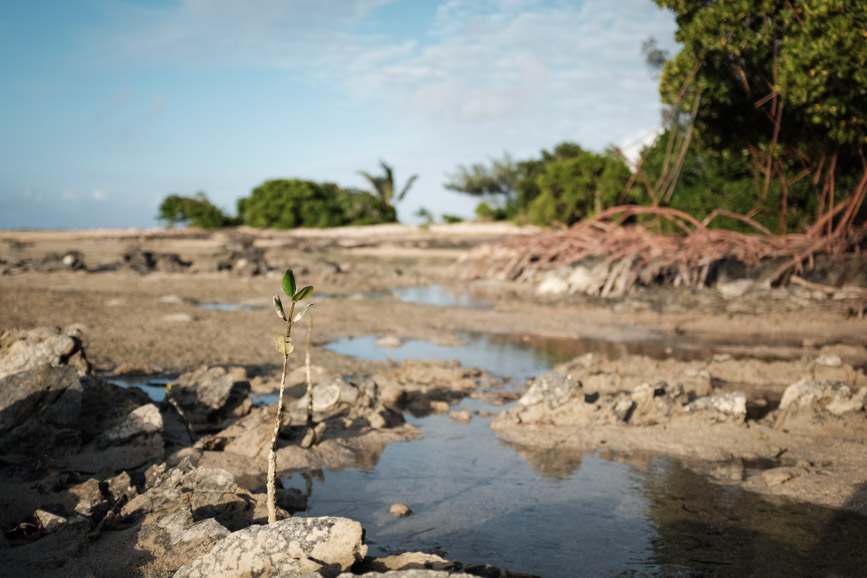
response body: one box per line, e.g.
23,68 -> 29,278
267,268 -> 314,524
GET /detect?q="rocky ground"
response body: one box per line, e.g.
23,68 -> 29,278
1,224 -> 866,577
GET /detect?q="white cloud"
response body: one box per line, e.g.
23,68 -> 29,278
91,189 -> 108,201
102,0 -> 395,68
62,189 -> 77,202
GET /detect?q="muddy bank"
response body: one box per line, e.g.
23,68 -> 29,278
493,352 -> 867,515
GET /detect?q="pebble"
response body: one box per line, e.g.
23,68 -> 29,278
389,503 -> 412,517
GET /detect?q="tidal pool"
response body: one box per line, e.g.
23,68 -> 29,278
281,401 -> 867,577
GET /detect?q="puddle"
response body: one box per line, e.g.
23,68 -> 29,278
325,331 -> 823,388
389,285 -> 495,310
198,302 -> 263,311
282,405 -> 867,577
106,375 -> 173,402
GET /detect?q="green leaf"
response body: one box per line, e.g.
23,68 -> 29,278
293,285 -> 314,302
292,302 -> 314,323
282,269 -> 296,297
272,295 -> 288,322
273,334 -> 294,355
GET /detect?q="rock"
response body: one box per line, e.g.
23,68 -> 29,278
124,459 -> 271,533
0,326 -> 91,379
359,552 -> 451,573
376,335 -> 403,349
824,385 -> 865,416
137,507 -> 230,561
519,371 -> 581,409
390,503 -> 412,517
98,403 -> 162,446
70,478 -> 109,519
34,509 -> 68,533
716,279 -> 753,299
761,467 -> 803,488
536,272 -> 569,296
215,239 -> 268,277
174,517 -> 367,577
0,365 -> 83,456
816,354 -> 843,368
428,400 -> 450,414
122,248 -> 191,274
779,377 -> 825,410
449,410 -> 472,424
163,313 -> 197,323
684,392 -> 747,421
567,262 -> 609,295
337,568 -> 474,578
611,398 -> 635,422
301,422 -> 328,449
172,366 -> 252,423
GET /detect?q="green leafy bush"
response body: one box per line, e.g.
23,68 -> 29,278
239,179 -> 397,229
527,150 -> 634,226
158,192 -> 232,229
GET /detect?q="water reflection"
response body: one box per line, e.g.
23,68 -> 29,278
107,375 -> 173,402
280,406 -> 867,577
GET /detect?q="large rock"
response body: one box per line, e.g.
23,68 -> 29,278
779,377 -> 866,417
684,392 -> 747,422
172,366 -> 252,423
518,371 -> 581,410
0,365 -> 83,456
121,247 -> 191,273
174,517 -> 367,578
0,326 -> 91,380
124,459 -> 272,532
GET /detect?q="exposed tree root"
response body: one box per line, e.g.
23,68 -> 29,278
456,205 -> 866,297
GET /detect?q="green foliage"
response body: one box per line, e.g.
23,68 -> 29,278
653,0 -> 866,231
239,180 -> 397,229
527,150 -> 635,226
441,214 -> 463,224
336,188 -> 396,225
359,160 -> 418,209
158,192 -> 231,229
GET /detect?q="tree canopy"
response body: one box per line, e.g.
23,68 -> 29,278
157,192 -> 231,229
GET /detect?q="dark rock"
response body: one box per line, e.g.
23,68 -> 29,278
172,366 -> 252,424
0,365 -> 83,456
121,247 -> 191,274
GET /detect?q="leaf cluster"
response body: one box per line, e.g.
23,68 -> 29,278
157,192 -> 234,229
239,179 -> 397,229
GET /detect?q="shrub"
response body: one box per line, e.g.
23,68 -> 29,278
158,192 -> 231,229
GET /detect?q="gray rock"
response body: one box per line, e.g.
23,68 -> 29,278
173,365 -> 252,423
137,507 -> 230,561
0,326 -> 91,379
0,365 -> 83,456
98,403 -> 162,446
779,377 -> 825,410
174,517 -> 367,578
684,392 -> 747,421
124,459 -> 272,532
567,262 -> 610,295
519,371 -> 581,409
612,398 -> 635,422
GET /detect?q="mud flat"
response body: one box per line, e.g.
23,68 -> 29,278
1,224 -> 866,576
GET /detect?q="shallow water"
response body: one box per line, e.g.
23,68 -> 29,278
107,375 -> 172,402
281,401 -> 867,577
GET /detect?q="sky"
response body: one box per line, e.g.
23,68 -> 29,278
0,0 -> 679,229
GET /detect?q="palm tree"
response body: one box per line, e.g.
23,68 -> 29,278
359,160 -> 418,209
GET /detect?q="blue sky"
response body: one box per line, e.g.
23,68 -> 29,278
0,0 -> 678,229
